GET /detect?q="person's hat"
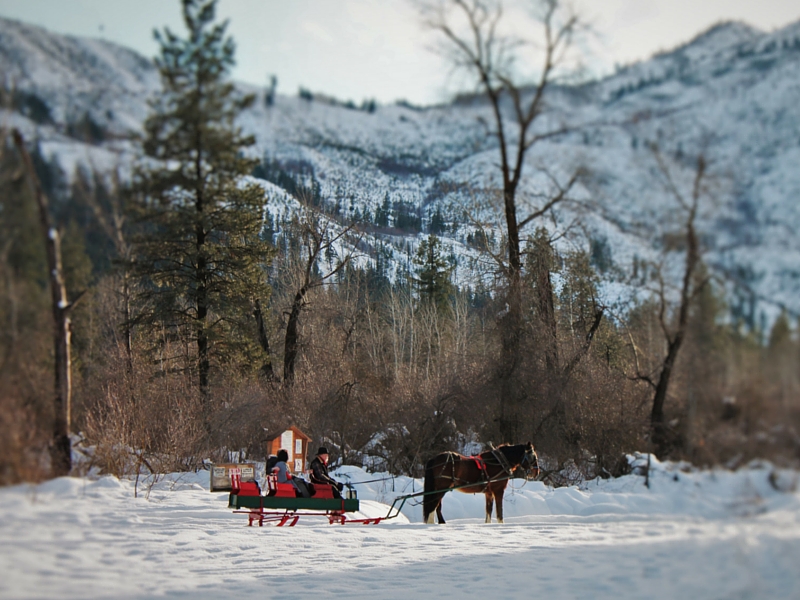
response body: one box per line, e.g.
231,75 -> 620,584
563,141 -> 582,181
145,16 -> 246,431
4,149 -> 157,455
317,446 -> 329,455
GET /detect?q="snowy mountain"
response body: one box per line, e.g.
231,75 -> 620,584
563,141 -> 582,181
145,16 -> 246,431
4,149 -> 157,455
2,16 -> 800,328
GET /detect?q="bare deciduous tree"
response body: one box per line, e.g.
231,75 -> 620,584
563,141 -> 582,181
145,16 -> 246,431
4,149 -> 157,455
282,207 -> 359,384
12,129 -> 82,476
74,168 -> 135,374
421,0 -> 587,438
627,148 -> 712,455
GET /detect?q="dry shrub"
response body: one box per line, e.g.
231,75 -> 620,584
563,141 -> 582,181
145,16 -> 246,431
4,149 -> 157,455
81,348 -> 208,477
361,374 -> 465,477
565,361 -> 646,477
204,377 -> 284,462
0,394 -> 49,485
0,292 -> 53,484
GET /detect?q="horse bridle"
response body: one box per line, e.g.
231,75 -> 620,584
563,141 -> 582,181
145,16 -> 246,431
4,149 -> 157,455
517,447 -> 541,481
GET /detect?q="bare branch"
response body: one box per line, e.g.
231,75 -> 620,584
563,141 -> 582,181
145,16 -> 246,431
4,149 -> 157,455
518,168 -> 580,229
650,144 -> 689,211
561,304 -> 604,383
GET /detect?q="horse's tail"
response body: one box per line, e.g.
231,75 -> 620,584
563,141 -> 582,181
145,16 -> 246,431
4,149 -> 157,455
422,456 -> 439,523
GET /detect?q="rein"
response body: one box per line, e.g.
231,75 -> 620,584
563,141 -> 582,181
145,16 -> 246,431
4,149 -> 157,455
405,470 -> 521,508
340,475 -> 396,486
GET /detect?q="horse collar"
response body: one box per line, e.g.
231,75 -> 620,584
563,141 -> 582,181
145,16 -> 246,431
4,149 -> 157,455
491,448 -> 514,476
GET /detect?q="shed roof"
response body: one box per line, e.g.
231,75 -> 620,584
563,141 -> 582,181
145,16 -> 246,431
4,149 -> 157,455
265,425 -> 311,442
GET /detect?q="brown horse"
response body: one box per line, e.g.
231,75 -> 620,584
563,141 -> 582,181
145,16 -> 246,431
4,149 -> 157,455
423,442 -> 540,524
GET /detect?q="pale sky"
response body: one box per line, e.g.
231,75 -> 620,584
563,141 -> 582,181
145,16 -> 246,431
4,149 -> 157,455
0,0 -> 798,105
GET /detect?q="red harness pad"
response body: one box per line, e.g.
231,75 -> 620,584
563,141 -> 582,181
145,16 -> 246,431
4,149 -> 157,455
469,455 -> 488,478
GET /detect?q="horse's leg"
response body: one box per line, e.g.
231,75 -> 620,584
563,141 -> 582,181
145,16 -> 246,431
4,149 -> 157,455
495,486 -> 505,524
425,494 -> 445,524
424,460 -> 442,524
425,504 -> 436,524
436,501 -> 446,525
425,495 -> 437,524
484,491 -> 493,524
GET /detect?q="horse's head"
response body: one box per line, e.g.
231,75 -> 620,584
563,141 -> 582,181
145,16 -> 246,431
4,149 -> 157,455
519,442 -> 540,481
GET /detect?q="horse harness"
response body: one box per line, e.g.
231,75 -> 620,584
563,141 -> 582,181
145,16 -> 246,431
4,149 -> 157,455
489,448 -> 515,477
468,455 -> 489,482
441,449 -> 517,489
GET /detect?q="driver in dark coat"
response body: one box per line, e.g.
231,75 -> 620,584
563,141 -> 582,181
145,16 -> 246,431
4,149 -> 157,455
309,447 -> 344,499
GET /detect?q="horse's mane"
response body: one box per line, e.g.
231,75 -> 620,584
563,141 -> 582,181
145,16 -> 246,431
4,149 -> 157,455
484,443 -> 527,464
486,443 -> 512,452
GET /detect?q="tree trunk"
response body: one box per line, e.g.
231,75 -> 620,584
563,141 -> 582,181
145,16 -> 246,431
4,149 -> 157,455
253,298 -> 276,381
195,210 -> 209,396
650,331 -> 685,451
122,270 -> 133,375
534,242 -> 559,373
498,271 -> 523,442
193,111 -> 210,398
497,184 -> 524,441
283,287 -> 306,384
12,129 -> 72,476
503,187 -> 522,280
648,154 -> 705,456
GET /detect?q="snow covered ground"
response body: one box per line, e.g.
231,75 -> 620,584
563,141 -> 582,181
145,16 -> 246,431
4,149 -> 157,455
1,456 -> 799,599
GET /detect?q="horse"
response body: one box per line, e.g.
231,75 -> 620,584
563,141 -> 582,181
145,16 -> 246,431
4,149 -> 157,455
423,442 -> 540,524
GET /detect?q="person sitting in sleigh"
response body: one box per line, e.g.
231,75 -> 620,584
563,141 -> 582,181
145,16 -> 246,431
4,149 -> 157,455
309,447 -> 344,499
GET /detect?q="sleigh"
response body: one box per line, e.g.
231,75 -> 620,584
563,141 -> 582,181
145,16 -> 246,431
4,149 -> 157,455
228,471 -> 384,526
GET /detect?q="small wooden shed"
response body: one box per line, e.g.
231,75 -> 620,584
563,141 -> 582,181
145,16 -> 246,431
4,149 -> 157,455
266,426 -> 312,473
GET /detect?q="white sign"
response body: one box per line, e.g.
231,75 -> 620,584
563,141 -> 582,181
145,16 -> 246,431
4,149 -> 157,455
281,430 -> 293,454
295,439 -> 303,455
209,463 -> 255,492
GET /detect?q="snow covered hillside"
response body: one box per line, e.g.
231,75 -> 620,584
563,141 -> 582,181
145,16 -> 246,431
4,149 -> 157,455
2,16 -> 800,325
1,458 -> 798,599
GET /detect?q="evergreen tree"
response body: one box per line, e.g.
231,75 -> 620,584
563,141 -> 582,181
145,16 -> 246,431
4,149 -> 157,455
129,0 -> 272,396
375,193 -> 391,227
768,310 -> 792,350
558,249 -> 598,339
61,220 -> 93,301
526,228 -> 558,371
412,234 -> 454,311
429,206 -> 446,234
60,220 -> 95,370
